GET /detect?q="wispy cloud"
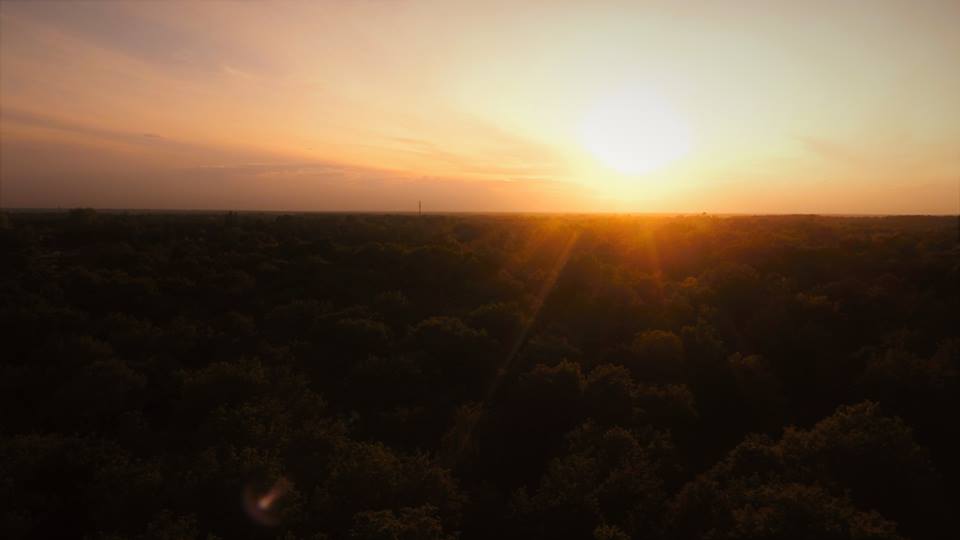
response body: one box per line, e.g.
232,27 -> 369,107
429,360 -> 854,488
795,135 -> 864,165
1,111 -> 595,212
5,2 -> 272,76
2,108 -> 174,148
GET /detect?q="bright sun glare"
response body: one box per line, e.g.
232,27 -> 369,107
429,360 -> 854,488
580,90 -> 692,175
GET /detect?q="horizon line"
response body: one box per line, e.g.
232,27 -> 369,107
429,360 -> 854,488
2,207 -> 958,218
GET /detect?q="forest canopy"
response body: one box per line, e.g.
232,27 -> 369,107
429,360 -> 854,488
0,211 -> 957,539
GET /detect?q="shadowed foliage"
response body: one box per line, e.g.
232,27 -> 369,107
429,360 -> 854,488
0,211 -> 956,539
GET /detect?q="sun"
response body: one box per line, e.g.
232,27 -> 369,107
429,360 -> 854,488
580,90 -> 691,175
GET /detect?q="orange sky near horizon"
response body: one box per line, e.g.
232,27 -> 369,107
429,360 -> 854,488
1,0 -> 958,214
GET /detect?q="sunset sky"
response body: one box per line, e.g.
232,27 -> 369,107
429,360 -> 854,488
1,0 -> 958,213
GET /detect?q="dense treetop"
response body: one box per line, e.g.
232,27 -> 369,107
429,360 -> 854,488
1,211 -> 956,539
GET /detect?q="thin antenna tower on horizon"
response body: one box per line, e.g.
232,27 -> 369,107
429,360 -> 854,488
418,200 -> 421,217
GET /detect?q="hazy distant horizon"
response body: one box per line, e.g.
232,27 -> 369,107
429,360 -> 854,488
3,206 -> 957,219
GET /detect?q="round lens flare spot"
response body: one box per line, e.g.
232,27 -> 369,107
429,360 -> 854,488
244,477 -> 293,526
580,91 -> 692,175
